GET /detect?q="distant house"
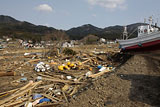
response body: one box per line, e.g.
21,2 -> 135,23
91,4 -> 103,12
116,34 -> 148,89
62,41 -> 74,48
62,42 -> 69,47
21,41 -> 33,48
18,39 -> 23,44
28,40 -> 33,43
41,41 -> 45,44
99,38 -> 106,43
107,41 -> 116,44
33,43 -> 44,49
46,43 -> 54,46
34,45 -> 44,49
6,38 -> 12,42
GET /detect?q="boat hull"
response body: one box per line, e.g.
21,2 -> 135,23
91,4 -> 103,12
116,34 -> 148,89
117,32 -> 160,52
121,39 -> 160,52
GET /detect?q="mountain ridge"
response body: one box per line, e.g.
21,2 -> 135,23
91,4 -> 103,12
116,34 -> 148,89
67,23 -> 146,40
0,15 -> 146,41
0,15 -> 69,42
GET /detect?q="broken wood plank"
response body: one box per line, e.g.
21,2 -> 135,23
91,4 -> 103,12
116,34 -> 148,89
25,90 -> 32,107
13,80 -> 34,95
35,84 -> 55,90
36,102 -> 62,107
69,75 -> 83,96
0,88 -> 19,98
4,98 -> 28,107
0,71 -> 15,77
14,102 -> 26,107
27,59 -> 41,63
62,91 -> 68,103
42,77 -> 83,84
37,73 -> 57,79
70,86 -> 79,96
88,69 -> 110,78
82,59 -> 91,64
0,81 -> 42,106
41,94 -> 59,103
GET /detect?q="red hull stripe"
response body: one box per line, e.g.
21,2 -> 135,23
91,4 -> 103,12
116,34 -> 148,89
122,39 -> 160,52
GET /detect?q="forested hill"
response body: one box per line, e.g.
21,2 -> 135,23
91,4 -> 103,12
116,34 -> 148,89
0,15 -> 69,42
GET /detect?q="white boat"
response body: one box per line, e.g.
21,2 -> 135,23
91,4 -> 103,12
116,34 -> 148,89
117,17 -> 160,52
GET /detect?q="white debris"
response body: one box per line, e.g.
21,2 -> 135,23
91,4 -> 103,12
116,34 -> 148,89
66,76 -> 72,80
25,102 -> 32,107
24,53 -> 30,56
85,71 -> 92,77
36,76 -> 42,81
49,88 -> 53,90
99,67 -> 106,72
35,62 -> 51,72
73,78 -> 78,82
53,89 -> 61,95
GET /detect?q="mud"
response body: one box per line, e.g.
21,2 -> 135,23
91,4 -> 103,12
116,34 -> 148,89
69,54 -> 160,107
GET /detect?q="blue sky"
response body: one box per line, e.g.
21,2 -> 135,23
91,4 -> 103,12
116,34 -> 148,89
0,0 -> 160,30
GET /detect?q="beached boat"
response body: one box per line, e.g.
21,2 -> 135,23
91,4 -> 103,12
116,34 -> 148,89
117,17 -> 160,52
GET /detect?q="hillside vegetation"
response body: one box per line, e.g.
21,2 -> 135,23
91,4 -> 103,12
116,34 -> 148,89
0,15 -> 69,42
0,15 -> 146,41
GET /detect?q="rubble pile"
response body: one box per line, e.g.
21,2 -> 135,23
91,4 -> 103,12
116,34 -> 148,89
34,62 -> 51,72
0,47 -> 119,107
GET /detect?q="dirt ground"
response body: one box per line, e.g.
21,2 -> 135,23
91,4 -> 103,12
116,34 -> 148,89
68,54 -> 160,107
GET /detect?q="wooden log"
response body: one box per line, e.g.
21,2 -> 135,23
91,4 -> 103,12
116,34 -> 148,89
25,90 -> 32,107
44,72 -> 62,79
38,73 -> 56,79
88,69 -> 110,78
0,71 -> 15,77
62,91 -> 68,103
69,75 -> 83,96
36,102 -> 62,107
41,94 -> 60,103
4,98 -> 28,107
35,84 -> 55,90
70,86 -> 78,96
27,59 -> 41,63
42,77 -> 83,84
13,81 -> 34,95
82,59 -> 91,64
0,88 -> 19,98
0,81 -> 42,106
14,102 -> 26,107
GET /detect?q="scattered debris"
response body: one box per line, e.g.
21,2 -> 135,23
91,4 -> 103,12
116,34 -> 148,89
34,62 -> 51,72
63,48 -> 76,56
0,43 -> 118,106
